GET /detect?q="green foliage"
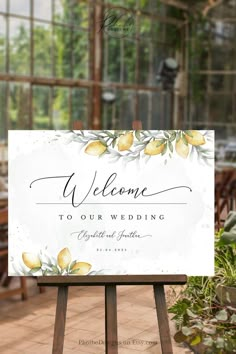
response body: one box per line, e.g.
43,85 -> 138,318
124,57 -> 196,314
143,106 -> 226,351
169,227 -> 236,353
188,14 -> 211,102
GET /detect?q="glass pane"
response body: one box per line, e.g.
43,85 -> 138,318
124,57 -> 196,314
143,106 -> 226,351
33,86 -> 51,129
52,87 -> 69,129
71,3 -> 89,28
0,82 -> 7,140
153,91 -> 172,129
54,0 -> 64,23
209,95 -> 233,123
0,16 -> 6,72
116,90 -> 135,128
190,74 -> 236,94
72,88 -> 89,128
139,16 -> 152,39
138,40 -> 150,85
34,0 -> 52,21
137,91 -> 148,128
152,91 -> 162,128
54,0 -> 89,26
189,95 -> 208,126
9,18 -> 30,75
124,38 -> 136,83
211,45 -> 236,71
106,36 -> 120,82
72,29 -> 89,79
10,0 -> 30,17
9,82 -> 30,129
0,0 -> 6,12
54,25 -> 72,78
34,22 -> 52,76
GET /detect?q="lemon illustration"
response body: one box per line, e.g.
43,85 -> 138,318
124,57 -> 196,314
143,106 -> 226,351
175,138 -> 189,158
22,252 -> 41,269
71,262 -> 92,275
144,140 -> 165,155
185,131 -> 205,146
85,141 -> 107,156
118,132 -> 134,151
57,248 -> 72,270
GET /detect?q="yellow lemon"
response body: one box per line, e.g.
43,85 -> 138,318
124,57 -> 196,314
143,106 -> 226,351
118,132 -> 134,151
22,252 -> 41,269
57,248 -> 72,270
85,141 -> 107,156
175,138 -> 189,158
144,140 -> 165,155
71,262 -> 92,275
185,131 -> 205,146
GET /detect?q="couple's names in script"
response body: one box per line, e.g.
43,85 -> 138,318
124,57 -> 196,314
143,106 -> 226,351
70,229 -> 152,242
30,171 -> 192,207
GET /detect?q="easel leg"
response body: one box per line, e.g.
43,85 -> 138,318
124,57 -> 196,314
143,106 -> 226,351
153,284 -> 173,354
20,277 -> 28,301
105,285 -> 118,354
52,286 -> 68,354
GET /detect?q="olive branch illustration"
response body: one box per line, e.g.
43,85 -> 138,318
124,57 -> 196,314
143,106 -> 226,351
59,130 -> 214,164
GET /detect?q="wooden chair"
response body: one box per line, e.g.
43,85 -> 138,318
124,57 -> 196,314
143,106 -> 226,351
0,208 -> 28,301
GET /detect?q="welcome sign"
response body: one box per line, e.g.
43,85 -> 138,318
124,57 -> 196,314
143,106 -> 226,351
8,130 -> 214,276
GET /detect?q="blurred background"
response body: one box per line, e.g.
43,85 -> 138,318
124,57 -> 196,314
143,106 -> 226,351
0,0 -> 235,134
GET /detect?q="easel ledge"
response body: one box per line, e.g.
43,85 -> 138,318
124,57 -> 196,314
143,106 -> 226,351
37,275 -> 187,354
37,274 -> 187,286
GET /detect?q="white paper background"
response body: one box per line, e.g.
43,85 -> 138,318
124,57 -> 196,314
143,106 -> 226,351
8,130 -> 215,276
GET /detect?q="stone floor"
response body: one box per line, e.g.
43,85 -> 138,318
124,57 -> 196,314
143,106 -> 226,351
0,279 -> 192,354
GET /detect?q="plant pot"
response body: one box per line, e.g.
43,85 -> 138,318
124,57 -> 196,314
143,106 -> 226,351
216,284 -> 236,307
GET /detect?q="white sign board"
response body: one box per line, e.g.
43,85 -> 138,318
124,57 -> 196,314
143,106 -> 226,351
8,130 -> 214,276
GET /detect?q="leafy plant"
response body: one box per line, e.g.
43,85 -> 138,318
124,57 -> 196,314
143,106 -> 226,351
169,220 -> 236,353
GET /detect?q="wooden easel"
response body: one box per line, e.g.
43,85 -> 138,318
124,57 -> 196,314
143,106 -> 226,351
37,275 -> 187,354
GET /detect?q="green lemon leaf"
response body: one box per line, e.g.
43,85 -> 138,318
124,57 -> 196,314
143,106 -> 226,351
164,132 -> 170,138
135,130 -> 141,141
169,131 -> 176,142
216,337 -> 225,349
203,337 -> 213,346
215,309 -> 228,321
182,326 -> 193,336
186,309 -> 198,318
182,134 -> 188,146
30,267 -> 41,273
105,131 -> 114,138
168,141 -> 173,153
185,130 -> 194,137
